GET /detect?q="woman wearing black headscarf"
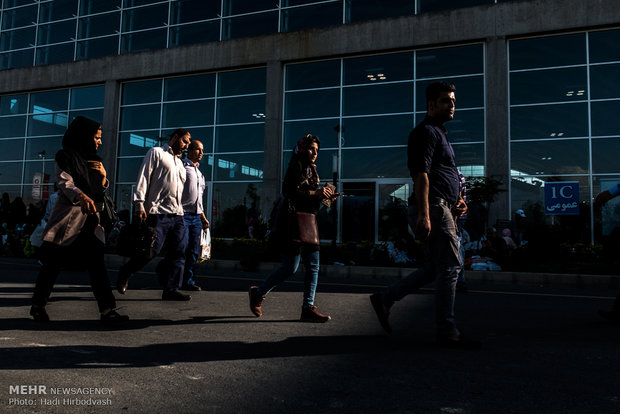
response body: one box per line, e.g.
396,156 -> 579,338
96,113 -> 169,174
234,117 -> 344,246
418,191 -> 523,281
30,116 -> 128,326
249,134 -> 339,322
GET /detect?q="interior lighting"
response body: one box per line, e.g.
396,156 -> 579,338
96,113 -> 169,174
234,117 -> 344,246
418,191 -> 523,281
576,90 -> 585,96
566,91 -> 574,97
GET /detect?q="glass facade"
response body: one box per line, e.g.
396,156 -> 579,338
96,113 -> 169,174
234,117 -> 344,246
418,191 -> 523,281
509,29 -> 620,242
0,85 -> 104,204
284,44 -> 485,242
0,0 -> 505,71
116,67 -> 266,238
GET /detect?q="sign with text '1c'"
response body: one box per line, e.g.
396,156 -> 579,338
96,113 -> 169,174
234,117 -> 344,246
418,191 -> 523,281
544,181 -> 580,215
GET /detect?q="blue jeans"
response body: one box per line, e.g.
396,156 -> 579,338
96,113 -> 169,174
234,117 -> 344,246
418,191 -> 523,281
258,249 -> 320,307
183,213 -> 202,286
384,201 -> 461,337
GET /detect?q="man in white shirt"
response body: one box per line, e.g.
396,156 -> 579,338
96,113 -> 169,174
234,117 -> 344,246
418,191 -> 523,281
181,140 -> 210,291
117,129 -> 192,301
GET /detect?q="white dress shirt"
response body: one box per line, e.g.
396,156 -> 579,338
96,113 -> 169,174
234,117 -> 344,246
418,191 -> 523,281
181,158 -> 205,215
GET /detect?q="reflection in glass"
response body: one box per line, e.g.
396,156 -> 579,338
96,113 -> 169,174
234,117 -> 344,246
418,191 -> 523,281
170,0 -> 220,23
0,162 -> 24,184
78,13 -> 121,39
510,139 -> 589,176
0,27 -> 36,50
25,136 -> 63,160
341,114 -> 411,147
590,101 -> 620,137
35,44 -> 75,66
593,175 -> 620,236
28,112 -> 69,136
212,182 -> 263,238
510,67 -> 587,105
0,116 -> 27,138
218,68 -> 266,97
71,86 -> 105,109
214,153 -> 263,181
341,147 -> 408,178
285,89 -> 340,120
281,2 -> 342,32
39,0 -> 78,23
1,5 -> 37,31
590,64 -> 620,100
217,95 -> 266,124
68,109 -> 104,125
0,94 -> 28,115
116,157 -> 145,183
342,182 -> 374,243
444,109 -> 484,143
120,104 -> 161,130
283,119 -> 340,150
215,124 -> 264,152
347,0 -> 413,23
23,160 -> 56,186
592,138 -> 620,174
222,12 -> 278,40
0,49 -> 34,70
510,103 -> 588,140
286,60 -> 340,91
122,80 -> 162,105
378,182 -> 410,242
452,143 -> 484,177
122,4 -> 169,32
77,36 -> 120,60
0,138 -> 25,161
416,76 -> 483,111
589,29 -> 620,64
169,21 -> 220,47
343,83 -> 413,116
509,33 -> 586,70
30,90 -> 69,113
344,52 -> 413,85
416,44 -> 483,78
121,29 -> 167,54
118,131 -> 162,156
163,100 -> 215,128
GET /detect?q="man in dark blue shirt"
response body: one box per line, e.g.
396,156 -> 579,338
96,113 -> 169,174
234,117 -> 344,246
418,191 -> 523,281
371,81 -> 479,349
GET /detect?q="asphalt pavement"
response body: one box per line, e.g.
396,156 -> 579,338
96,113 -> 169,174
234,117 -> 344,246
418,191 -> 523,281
1,256 -> 619,414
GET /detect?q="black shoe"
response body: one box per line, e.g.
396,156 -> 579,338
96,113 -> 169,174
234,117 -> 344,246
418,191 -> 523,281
437,334 -> 482,350
182,284 -> 202,291
116,270 -> 130,294
162,290 -> 192,301
599,310 -> 620,324
370,293 -> 392,334
100,309 -> 129,327
30,306 -> 50,322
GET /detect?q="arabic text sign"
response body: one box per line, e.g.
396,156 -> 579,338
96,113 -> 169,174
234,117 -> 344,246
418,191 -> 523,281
544,181 -> 579,215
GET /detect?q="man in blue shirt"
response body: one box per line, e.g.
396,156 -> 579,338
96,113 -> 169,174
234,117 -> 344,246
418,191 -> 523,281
370,82 -> 479,348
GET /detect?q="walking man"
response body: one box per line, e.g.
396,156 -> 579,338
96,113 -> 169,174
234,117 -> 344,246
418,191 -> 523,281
181,140 -> 210,291
370,81 -> 479,348
116,129 -> 192,301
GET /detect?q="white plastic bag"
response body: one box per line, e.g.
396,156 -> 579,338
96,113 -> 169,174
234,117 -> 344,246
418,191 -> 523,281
29,220 -> 46,248
199,228 -> 211,262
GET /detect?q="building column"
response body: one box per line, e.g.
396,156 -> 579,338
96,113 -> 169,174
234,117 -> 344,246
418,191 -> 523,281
485,36 -> 510,226
101,79 -> 121,195
262,60 -> 284,218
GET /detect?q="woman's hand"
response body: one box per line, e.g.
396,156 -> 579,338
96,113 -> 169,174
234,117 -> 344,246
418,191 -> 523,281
76,193 -> 97,215
88,161 -> 107,186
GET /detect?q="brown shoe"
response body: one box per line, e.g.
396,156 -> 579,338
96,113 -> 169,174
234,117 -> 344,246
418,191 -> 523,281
249,286 -> 264,317
300,305 -> 331,323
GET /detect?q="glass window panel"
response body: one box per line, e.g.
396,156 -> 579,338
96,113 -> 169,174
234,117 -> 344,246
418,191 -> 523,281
348,0 -> 413,23
1,5 -> 37,30
589,29 -> 620,64
218,68 -> 266,97
341,114 -> 412,147
24,159 -> 56,183
222,0 -> 275,16
282,149 -> 336,182
163,100 -> 215,128
286,60 -> 340,90
197,154 -> 213,182
344,52 -> 413,85
0,161 -> 24,184
416,76 -> 483,112
68,109 -> 103,124
592,137 -> 620,174
593,175 -> 620,236
0,115 -> 26,138
38,21 -> 77,45
285,89 -> 340,119
120,29 -> 167,54
169,20 -> 220,47
170,0 -> 219,23
215,124 -> 264,152
120,104 -> 161,130
416,44 -> 483,78
283,0 -> 336,5
510,67 -> 587,105
342,182 -> 375,242
122,4 -> 168,32
214,153 -> 263,181
343,83 -> 413,116
25,136 -> 62,160
222,12 -> 278,40
70,86 -> 104,109
217,95 -> 266,124
116,157 -> 144,183
0,138 -> 25,161
122,80 -> 162,105
378,182 -> 410,242
509,34 -> 586,70
444,108 -> 484,143
35,43 -> 75,66
118,130 -> 163,156
342,147 -> 408,178
211,182 -> 262,237
77,36 -> 119,60
590,64 -> 620,100
0,27 -> 35,50
4,0 -> 36,7
78,13 -> 121,39
80,0 -> 122,16
452,143 -> 484,173
28,112 -> 69,136
281,2 -> 342,32
29,90 -> 69,113
39,0 -> 78,23
283,119 -> 340,150
0,94 -> 28,115
510,139 -> 589,176
164,74 -> 216,101
417,0 -> 490,14
0,49 -> 34,70
510,103 -> 588,140
591,101 -> 620,137
124,0 -> 167,7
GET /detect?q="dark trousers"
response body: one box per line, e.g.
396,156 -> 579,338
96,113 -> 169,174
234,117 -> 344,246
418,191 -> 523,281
120,214 -> 186,292
32,240 -> 116,313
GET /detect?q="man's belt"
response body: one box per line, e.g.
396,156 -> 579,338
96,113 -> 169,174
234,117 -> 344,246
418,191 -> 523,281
430,197 -> 454,210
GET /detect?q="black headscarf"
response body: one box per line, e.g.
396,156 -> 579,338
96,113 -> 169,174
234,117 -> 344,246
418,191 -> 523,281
290,133 -> 321,189
55,116 -> 103,201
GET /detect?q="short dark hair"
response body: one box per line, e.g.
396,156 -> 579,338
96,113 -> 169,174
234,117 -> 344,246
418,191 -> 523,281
170,128 -> 190,140
426,81 -> 456,106
188,140 -> 202,151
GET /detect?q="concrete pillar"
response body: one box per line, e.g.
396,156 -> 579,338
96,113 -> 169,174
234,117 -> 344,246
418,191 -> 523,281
101,79 -> 121,196
262,60 -> 284,219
